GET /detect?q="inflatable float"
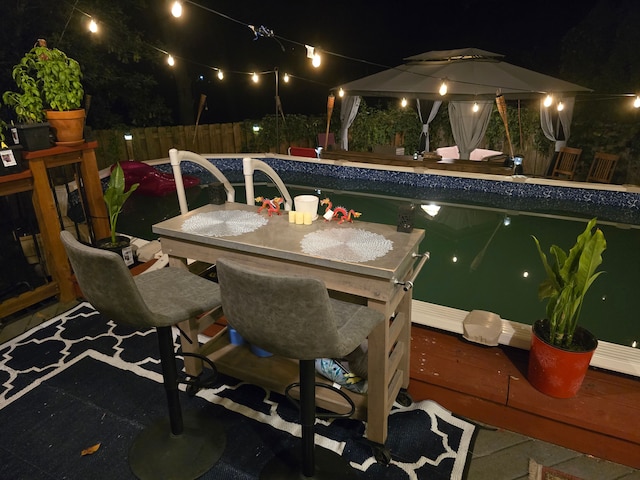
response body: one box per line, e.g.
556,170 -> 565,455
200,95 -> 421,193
117,161 -> 200,196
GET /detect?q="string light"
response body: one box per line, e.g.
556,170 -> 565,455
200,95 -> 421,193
472,102 -> 479,112
283,73 -> 290,83
401,97 -> 407,108
171,1 -> 183,18
61,0 -> 640,111
252,72 -> 259,83
439,81 -> 448,96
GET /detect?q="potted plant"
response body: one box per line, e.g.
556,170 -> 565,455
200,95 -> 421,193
98,162 -> 139,266
528,217 -> 606,398
3,39 -> 85,147
2,42 -> 51,151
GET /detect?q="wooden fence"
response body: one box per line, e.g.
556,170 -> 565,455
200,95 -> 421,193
89,122 -> 553,177
90,123 -> 258,170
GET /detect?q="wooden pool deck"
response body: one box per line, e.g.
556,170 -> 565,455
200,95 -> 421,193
407,324 -> 640,469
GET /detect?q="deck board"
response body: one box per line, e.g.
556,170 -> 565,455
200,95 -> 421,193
407,325 -> 640,469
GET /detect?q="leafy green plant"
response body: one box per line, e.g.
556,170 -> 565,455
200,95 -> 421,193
3,54 -> 46,123
532,218 -> 606,348
36,44 -> 84,111
2,40 -> 83,124
104,162 -> 139,245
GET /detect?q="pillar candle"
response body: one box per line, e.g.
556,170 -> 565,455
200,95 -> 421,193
303,212 -> 312,225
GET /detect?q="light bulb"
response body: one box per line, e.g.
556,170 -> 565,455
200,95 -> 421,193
557,101 -> 564,112
167,55 -> 175,66
283,73 -> 290,83
634,96 -> 640,108
543,94 -> 553,107
88,19 -> 98,33
439,81 -> 447,96
171,1 -> 182,17
401,98 -> 407,108
472,102 -> 479,112
312,53 -> 321,68
338,88 -> 345,97
252,72 -> 259,83
217,70 -> 224,80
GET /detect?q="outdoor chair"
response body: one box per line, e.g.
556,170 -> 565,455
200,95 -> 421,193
60,231 -> 226,480
550,146 -> 582,180
586,152 -> 619,184
216,257 -> 384,479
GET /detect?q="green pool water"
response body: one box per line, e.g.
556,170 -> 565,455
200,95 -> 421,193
119,183 -> 640,348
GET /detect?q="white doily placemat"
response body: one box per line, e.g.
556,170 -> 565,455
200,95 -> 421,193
181,210 -> 268,237
300,228 -> 393,263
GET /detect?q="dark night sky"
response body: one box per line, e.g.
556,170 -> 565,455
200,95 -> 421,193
159,0 -> 602,122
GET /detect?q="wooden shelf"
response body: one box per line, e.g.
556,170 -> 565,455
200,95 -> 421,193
1,142 -> 109,319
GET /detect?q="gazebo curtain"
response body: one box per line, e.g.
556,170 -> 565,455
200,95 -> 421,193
540,96 -> 575,151
448,100 -> 493,159
339,95 -> 361,151
416,99 -> 442,152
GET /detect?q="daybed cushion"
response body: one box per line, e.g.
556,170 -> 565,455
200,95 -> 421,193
435,146 -> 503,161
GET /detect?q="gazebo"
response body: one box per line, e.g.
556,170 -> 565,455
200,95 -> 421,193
334,48 -> 592,159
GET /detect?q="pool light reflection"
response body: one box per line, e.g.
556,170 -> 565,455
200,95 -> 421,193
421,204 -> 441,217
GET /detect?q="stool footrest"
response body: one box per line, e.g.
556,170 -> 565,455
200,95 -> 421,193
285,381 -> 355,419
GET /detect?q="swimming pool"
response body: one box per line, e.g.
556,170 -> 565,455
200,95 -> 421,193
124,153 -> 640,375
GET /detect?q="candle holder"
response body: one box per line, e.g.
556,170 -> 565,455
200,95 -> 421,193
207,182 -> 226,205
397,204 -> 415,233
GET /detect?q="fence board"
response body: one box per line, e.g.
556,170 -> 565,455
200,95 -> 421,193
211,124 -> 223,152
197,124 -> 211,153
144,127 -> 162,159
221,123 -> 235,153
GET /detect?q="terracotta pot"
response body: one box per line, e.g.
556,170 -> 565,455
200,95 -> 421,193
528,319 -> 598,398
46,109 -> 85,146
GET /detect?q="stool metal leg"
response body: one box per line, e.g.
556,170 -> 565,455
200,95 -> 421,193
261,359 -> 357,480
128,326 -> 226,480
157,326 -> 184,435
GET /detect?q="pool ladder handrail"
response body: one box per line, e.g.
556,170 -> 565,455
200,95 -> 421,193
169,149 -> 293,215
169,149 -> 236,215
242,157 -> 293,212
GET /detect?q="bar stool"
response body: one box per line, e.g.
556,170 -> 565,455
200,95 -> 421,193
60,231 -> 226,480
216,257 -> 385,479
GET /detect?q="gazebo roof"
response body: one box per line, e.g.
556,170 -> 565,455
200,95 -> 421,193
336,48 -> 591,101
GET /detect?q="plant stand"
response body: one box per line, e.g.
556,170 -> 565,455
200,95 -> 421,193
0,141 -> 109,319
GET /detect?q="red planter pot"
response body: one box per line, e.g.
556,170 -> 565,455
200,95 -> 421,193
528,319 -> 598,399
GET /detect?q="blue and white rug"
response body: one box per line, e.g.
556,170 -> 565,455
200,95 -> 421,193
0,302 -> 475,479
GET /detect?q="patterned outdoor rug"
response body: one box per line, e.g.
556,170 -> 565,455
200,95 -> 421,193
0,302 -> 476,479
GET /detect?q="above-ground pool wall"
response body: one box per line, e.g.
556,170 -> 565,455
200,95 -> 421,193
188,155 -> 640,226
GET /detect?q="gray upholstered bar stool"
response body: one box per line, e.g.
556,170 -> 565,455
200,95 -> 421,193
216,257 -> 385,480
60,231 -> 226,480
